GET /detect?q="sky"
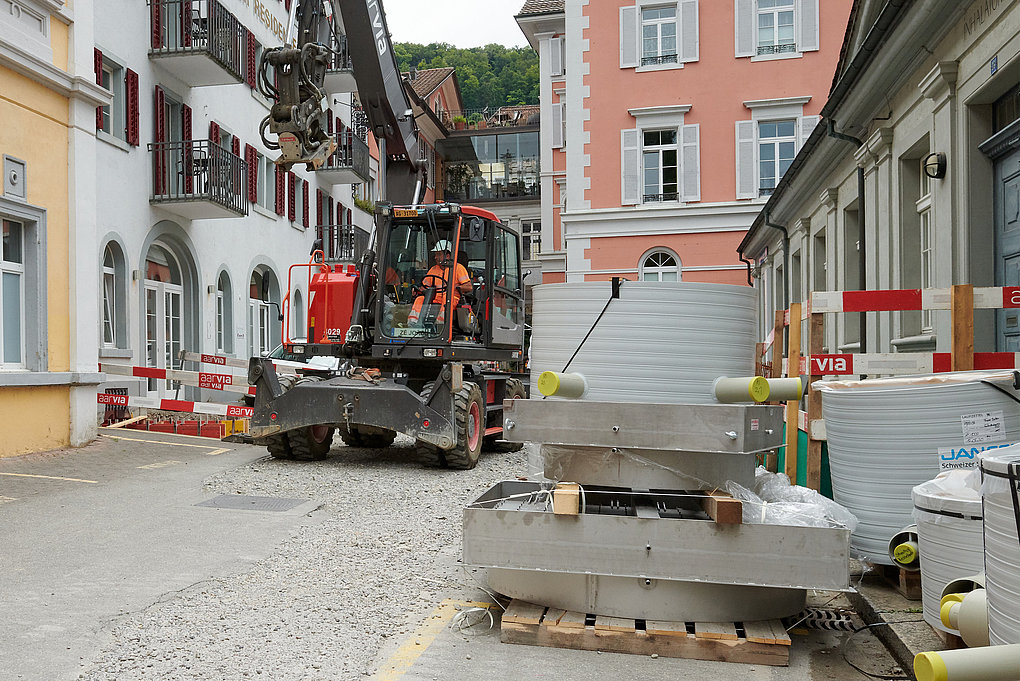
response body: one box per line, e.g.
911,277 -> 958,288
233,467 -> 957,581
380,0 -> 529,49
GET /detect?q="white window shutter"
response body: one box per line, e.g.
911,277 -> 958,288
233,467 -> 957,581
734,0 -> 755,57
799,115 -> 820,149
551,103 -> 565,149
735,120 -> 756,199
680,0 -> 699,63
621,128 -> 641,205
681,124 -> 700,202
797,0 -> 820,52
620,5 -> 639,69
550,37 -> 564,77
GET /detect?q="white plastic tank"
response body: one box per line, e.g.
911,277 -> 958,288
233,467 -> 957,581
980,447 -> 1020,645
530,282 -> 757,404
911,470 -> 985,633
817,372 -> 1020,564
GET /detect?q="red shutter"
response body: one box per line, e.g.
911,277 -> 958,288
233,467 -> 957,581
316,189 -> 323,225
284,0 -> 291,10
303,181 -> 309,227
209,120 -> 220,145
94,49 -> 103,131
231,136 -> 240,157
347,208 -> 352,226
275,165 -> 285,216
154,86 -> 166,195
327,115 -> 333,134
182,104 -> 193,193
246,31 -> 257,89
125,69 -> 139,146
287,172 -> 296,221
181,0 -> 192,47
181,104 -> 192,141
327,196 -> 334,226
245,144 -> 258,203
151,0 -> 163,49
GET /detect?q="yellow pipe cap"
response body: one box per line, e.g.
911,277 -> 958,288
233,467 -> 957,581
893,542 -> 918,566
914,652 -> 948,681
537,371 -> 560,397
939,593 -> 964,629
747,376 -> 771,402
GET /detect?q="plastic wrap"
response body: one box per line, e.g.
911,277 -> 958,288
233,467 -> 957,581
726,466 -> 859,530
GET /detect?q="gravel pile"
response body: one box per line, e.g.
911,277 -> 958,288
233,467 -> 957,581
78,436 -> 528,681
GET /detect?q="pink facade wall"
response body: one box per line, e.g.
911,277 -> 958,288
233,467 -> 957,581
585,231 -> 748,285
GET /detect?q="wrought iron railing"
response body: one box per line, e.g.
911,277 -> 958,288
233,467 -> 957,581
327,32 -> 353,72
643,192 -> 679,203
324,129 -> 370,180
444,106 -> 541,130
317,223 -> 368,263
148,139 -> 247,216
149,0 -> 245,81
756,43 -> 797,56
759,186 -> 776,197
640,53 -> 679,66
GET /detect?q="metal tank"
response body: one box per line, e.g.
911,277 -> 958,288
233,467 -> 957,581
818,372 -> 1020,563
529,282 -> 758,404
980,447 -> 1020,645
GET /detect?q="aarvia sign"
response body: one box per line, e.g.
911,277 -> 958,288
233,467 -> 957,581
937,442 -> 1015,471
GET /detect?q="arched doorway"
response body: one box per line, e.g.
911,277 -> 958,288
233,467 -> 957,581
249,267 -> 281,356
143,243 -> 184,395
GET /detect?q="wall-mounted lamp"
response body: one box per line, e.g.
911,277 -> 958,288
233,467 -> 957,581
207,284 -> 216,294
131,269 -> 141,281
923,152 -> 947,179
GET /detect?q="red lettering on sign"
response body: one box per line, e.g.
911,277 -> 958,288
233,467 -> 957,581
809,354 -> 852,375
198,373 -> 232,390
226,405 -> 254,418
1002,287 -> 1020,309
201,354 -> 227,365
97,394 -> 129,405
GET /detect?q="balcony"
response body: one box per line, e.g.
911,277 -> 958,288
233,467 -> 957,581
316,130 -> 370,185
317,223 -> 369,263
149,140 -> 248,219
323,34 -> 356,94
148,0 -> 245,86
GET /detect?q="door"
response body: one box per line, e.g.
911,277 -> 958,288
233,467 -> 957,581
995,147 -> 1020,350
490,227 -> 524,347
144,281 -> 183,396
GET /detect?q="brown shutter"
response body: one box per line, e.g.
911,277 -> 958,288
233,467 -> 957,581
231,136 -> 240,157
246,31 -> 257,89
151,0 -> 162,49
125,69 -> 140,146
302,181 -> 309,227
245,144 -> 258,203
154,86 -> 166,195
182,0 -> 192,47
275,165 -> 285,216
287,172 -> 296,221
182,103 -> 193,193
94,49 -> 103,131
327,196 -> 334,226
209,120 -> 221,145
316,189 -> 323,226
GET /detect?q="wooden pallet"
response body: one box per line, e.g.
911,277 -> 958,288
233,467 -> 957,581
871,563 -> 922,601
500,601 -> 791,666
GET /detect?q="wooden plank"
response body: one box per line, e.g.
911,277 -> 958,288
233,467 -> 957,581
806,311 -> 825,491
769,620 -> 792,646
501,601 -> 545,626
695,621 -> 739,641
594,615 -> 634,633
700,491 -> 742,524
555,610 -> 587,629
784,303 -> 802,482
541,608 -> 566,627
951,284 -> 974,371
743,620 -> 778,645
105,414 -> 149,429
645,620 -> 690,637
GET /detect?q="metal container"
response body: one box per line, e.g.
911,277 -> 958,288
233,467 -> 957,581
980,448 -> 1020,645
817,373 -> 1020,563
911,472 -> 985,633
529,282 -> 757,404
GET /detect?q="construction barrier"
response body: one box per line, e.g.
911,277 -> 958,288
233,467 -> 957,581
100,363 -> 256,395
97,392 -> 253,418
179,351 -> 298,374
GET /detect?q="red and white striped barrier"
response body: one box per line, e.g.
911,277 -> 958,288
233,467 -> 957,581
97,393 -> 253,418
180,351 -> 298,374
101,363 -> 256,395
785,352 -> 1020,377
808,287 -> 1020,314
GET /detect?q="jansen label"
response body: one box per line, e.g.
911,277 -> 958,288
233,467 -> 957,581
938,441 -> 1014,471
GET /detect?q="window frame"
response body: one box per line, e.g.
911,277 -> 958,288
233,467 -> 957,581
757,118 -> 797,196
0,198 -> 47,373
97,54 -> 127,142
755,0 -> 796,57
640,5 -> 678,67
640,248 -> 682,282
642,128 -> 680,203
917,159 -> 934,333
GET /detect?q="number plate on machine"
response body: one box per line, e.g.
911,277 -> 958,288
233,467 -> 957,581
393,208 -> 419,218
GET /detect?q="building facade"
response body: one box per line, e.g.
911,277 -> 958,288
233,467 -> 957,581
739,0 -> 1020,356
1,0 -> 109,456
516,0 -> 852,284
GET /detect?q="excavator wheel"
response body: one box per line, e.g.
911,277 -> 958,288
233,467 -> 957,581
285,377 -> 335,461
339,425 -> 397,449
414,381 -> 446,467
265,374 -> 299,459
444,381 -> 485,470
484,378 -> 526,453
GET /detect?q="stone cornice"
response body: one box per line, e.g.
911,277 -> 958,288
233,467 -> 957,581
819,187 -> 839,211
0,40 -> 111,108
920,61 -> 959,103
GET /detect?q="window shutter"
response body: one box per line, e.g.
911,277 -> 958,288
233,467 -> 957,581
126,69 -> 139,146
94,49 -> 103,131
316,189 -> 323,225
245,144 -> 258,203
275,165 -> 285,216
797,0 -> 820,52
327,196 -> 334,225
231,136 -> 240,157
681,124 -> 700,202
303,181 -> 309,227
181,104 -> 192,141
288,171 -> 296,221
621,128 -> 641,205
154,86 -> 166,195
327,114 -> 334,134
680,0 -> 699,63
209,120 -> 221,145
181,0 -> 192,47
550,37 -> 564,77
619,5 -> 639,69
735,120 -> 756,200
151,0 -> 162,49
734,0 -> 755,57
347,207 -> 352,227
551,103 -> 564,149
246,31 -> 257,89
182,104 -> 194,194
799,115 -> 820,149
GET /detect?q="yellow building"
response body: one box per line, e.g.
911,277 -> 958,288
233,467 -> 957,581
1,0 -> 108,456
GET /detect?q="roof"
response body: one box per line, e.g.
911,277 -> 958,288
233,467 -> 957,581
404,67 -> 455,99
517,0 -> 564,16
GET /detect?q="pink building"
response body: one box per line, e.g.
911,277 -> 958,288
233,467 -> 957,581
516,0 -> 852,284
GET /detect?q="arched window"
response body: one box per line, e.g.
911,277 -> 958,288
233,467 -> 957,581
216,271 -> 233,354
292,289 -> 305,340
641,250 -> 680,282
101,242 -> 127,348
143,243 -> 184,393
249,268 -> 280,357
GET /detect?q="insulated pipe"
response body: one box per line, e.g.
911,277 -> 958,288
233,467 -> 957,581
537,371 -> 588,399
712,376 -> 771,403
765,377 -> 803,401
914,644 -> 1020,681
940,589 -> 989,648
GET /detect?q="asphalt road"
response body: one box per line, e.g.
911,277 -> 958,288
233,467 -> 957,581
0,430 -> 906,681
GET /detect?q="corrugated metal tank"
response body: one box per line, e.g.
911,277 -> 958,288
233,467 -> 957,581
818,373 -> 1020,564
529,282 -> 757,404
981,448 -> 1020,645
911,472 -> 985,633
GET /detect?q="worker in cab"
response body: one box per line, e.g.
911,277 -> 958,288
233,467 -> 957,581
407,240 -> 472,326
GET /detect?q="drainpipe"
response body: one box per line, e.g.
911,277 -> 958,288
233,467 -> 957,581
764,210 -> 790,312
826,119 -> 867,353
738,253 -> 754,286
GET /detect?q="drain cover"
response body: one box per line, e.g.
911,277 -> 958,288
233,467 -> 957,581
196,494 -> 308,512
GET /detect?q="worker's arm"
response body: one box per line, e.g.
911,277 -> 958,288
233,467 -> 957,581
455,264 -> 472,294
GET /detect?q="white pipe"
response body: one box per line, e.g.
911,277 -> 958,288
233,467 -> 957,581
712,376 -> 770,403
537,371 -> 588,399
914,643 -> 1020,681
765,377 -> 803,401
941,589 -> 990,648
